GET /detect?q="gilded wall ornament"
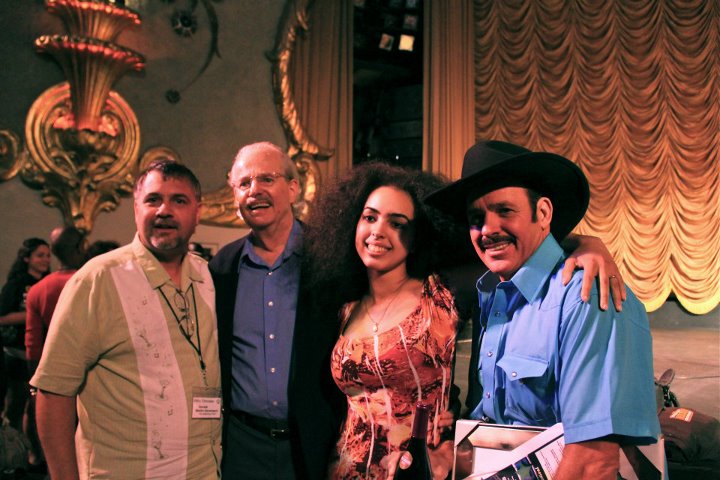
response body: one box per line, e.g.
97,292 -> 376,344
0,0 -> 330,233
22,82 -> 141,232
0,0 -> 145,233
0,130 -> 25,182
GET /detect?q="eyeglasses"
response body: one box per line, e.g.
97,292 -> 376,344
230,172 -> 287,191
173,289 -> 195,338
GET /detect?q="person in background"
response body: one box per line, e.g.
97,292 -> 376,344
31,160 -> 222,479
0,238 -> 50,451
25,226 -> 87,373
425,140 -> 660,478
84,239 -> 120,260
189,242 -> 214,262
21,226 -> 87,473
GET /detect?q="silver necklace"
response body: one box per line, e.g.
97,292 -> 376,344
364,277 -> 410,333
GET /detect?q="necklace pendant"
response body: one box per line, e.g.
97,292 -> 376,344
372,324 -> 379,333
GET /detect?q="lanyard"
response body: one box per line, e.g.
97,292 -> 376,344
158,283 -> 208,386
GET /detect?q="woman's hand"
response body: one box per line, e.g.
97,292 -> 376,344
384,440 -> 454,479
429,440 -> 454,479
562,234 -> 626,311
429,409 -> 454,446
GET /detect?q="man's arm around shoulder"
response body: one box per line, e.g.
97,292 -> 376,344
555,439 -> 619,480
36,389 -> 80,480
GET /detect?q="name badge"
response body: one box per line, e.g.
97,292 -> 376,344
192,387 -> 222,419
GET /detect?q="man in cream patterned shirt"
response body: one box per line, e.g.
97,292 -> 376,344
32,160 -> 221,479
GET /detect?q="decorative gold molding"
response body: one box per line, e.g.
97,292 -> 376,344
0,129 -> 25,181
0,0 -> 144,233
269,0 -> 334,161
1,1 -> 330,231
138,145 -> 182,172
199,0 -> 333,227
21,82 -> 141,232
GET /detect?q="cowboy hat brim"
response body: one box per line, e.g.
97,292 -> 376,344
425,150 -> 589,240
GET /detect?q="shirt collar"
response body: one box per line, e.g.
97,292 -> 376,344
131,234 -> 204,290
240,219 -> 304,268
476,234 -> 564,303
511,235 -> 564,302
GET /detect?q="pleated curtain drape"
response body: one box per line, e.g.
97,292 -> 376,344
473,0 -> 720,314
289,0 -> 718,313
423,0 -> 476,180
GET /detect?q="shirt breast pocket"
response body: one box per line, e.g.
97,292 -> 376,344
496,353 -> 556,425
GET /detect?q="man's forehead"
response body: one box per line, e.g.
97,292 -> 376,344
234,150 -> 284,175
466,186 -> 529,209
138,171 -> 195,196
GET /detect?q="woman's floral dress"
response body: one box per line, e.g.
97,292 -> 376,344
328,275 -> 459,479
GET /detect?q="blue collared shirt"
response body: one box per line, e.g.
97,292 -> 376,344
471,235 -> 660,444
230,221 -> 302,419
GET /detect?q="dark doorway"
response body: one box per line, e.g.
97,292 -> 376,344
352,0 -> 424,169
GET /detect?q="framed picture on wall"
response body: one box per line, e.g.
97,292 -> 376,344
379,33 -> 395,51
403,14 -> 418,30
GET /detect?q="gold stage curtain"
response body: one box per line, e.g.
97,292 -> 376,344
423,0 -> 476,180
473,0 -> 719,314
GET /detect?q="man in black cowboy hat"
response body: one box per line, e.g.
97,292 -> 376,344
426,140 -> 660,478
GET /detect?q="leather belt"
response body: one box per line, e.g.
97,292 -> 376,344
232,411 -> 290,440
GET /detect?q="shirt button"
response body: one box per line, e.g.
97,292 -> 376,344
268,301 -> 274,307
487,351 -> 493,357
272,401 -> 278,406
268,271 -> 273,276
270,367 -> 276,373
485,392 -> 491,398
494,311 -> 500,317
269,334 -> 275,340
511,371 -> 518,377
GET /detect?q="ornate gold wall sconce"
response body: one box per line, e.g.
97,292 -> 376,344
0,0 -> 145,233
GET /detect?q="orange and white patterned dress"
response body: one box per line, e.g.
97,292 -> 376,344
328,275 -> 459,479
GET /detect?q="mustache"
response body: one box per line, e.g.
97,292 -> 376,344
153,221 -> 178,228
246,194 -> 272,204
480,234 -> 514,248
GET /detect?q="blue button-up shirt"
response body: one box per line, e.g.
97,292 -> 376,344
471,235 -> 660,445
230,221 -> 302,419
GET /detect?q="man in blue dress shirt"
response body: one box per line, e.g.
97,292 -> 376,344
209,142 -> 345,479
425,140 -> 661,479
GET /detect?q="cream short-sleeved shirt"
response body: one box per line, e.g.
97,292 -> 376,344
32,236 -> 221,479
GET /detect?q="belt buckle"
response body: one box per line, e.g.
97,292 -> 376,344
270,428 -> 287,439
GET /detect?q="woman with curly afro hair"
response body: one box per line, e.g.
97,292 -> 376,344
303,162 -> 466,479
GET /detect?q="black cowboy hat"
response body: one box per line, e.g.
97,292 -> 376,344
425,140 -> 590,240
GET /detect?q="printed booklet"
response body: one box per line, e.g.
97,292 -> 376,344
453,421 -> 665,480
